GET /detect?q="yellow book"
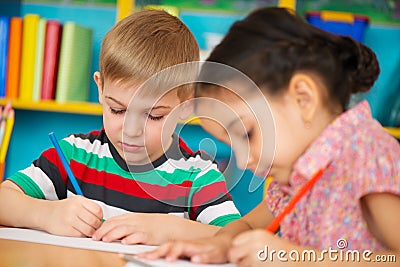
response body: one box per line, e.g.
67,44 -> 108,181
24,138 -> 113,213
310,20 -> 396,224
278,0 -> 296,10
117,0 -> 134,21
32,18 -> 47,102
19,14 -> 40,101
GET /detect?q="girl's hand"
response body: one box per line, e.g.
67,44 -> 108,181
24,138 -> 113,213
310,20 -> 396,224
92,213 -> 176,245
229,229 -> 294,267
43,195 -> 103,237
139,235 -> 232,263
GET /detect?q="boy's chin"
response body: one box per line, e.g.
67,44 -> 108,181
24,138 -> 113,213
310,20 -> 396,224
125,157 -> 152,166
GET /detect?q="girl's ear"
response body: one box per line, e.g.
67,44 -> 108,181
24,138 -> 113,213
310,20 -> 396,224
288,73 -> 321,126
94,71 -> 103,104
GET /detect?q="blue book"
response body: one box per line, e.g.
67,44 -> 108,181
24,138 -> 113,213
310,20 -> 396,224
0,17 -> 10,98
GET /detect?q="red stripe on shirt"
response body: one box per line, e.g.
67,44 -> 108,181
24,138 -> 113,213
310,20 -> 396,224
190,181 -> 229,212
70,160 -> 193,200
41,148 -> 68,184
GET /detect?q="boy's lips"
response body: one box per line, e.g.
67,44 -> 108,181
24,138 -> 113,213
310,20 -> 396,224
121,142 -> 144,153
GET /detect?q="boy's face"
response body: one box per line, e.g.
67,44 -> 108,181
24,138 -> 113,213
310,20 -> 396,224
94,72 -> 188,165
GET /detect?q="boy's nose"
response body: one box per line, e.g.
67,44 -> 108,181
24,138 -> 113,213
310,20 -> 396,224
123,116 -> 144,137
124,124 -> 143,137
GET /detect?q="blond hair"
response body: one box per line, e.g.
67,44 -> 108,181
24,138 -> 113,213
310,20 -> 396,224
99,10 -> 199,100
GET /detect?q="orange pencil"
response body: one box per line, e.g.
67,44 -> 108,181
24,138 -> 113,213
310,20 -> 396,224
266,169 -> 324,233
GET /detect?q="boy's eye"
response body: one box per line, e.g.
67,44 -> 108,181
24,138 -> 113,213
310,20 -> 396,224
110,107 -> 126,115
148,114 -> 164,121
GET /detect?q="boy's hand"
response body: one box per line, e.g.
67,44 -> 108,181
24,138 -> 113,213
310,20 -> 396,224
92,213 -> 175,245
138,235 -> 232,263
43,195 -> 103,237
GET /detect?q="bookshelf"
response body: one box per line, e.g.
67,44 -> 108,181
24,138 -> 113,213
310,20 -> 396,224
0,1 -> 114,181
0,99 -> 102,115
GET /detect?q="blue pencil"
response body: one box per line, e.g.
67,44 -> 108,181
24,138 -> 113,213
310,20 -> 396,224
48,132 -> 83,196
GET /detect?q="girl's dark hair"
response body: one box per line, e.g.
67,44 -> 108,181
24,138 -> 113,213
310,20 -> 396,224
198,7 -> 380,109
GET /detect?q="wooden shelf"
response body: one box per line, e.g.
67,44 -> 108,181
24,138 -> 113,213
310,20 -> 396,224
0,99 -> 102,116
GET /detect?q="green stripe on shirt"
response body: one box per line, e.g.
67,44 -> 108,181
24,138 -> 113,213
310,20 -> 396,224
8,172 -> 46,199
209,213 -> 241,226
66,143 -> 212,186
192,169 -> 226,187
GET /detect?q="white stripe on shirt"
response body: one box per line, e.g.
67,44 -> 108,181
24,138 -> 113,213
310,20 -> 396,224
197,201 -> 240,224
20,165 -> 59,200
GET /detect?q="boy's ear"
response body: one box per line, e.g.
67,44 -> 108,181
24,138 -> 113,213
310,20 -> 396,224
94,71 -> 103,104
288,73 -> 320,125
178,99 -> 194,121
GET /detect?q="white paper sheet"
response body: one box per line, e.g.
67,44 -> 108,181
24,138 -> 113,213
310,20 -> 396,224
123,254 -> 235,267
0,228 -> 235,266
0,227 -> 155,254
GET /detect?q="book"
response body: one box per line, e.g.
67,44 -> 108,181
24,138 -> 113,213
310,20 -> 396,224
56,22 -> 92,103
32,18 -> 47,102
19,14 -> 40,101
0,16 -> 10,98
41,20 -> 62,100
5,17 -> 22,100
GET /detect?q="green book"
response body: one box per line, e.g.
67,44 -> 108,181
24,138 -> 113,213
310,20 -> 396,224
56,22 -> 92,103
32,17 -> 46,102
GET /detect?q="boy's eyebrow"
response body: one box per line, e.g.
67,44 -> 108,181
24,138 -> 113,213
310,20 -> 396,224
105,96 -> 126,106
105,95 -> 172,110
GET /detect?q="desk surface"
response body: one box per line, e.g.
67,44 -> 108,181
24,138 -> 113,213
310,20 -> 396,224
0,238 -> 126,267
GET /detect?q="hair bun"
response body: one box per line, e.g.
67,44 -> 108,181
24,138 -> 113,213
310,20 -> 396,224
340,37 -> 380,94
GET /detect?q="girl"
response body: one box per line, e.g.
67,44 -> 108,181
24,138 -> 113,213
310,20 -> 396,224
141,7 -> 400,266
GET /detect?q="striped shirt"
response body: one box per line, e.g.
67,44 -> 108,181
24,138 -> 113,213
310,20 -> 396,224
8,130 -> 241,226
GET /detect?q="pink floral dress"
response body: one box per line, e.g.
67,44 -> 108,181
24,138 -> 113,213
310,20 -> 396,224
265,101 -> 400,250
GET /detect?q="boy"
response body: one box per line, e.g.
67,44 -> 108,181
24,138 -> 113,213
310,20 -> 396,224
0,10 -> 240,245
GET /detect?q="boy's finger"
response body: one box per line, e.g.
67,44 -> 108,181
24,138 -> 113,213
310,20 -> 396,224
77,208 -> 103,230
72,216 -> 98,237
92,220 -> 114,240
81,199 -> 103,220
63,225 -> 86,238
122,231 -> 147,244
100,224 -> 134,242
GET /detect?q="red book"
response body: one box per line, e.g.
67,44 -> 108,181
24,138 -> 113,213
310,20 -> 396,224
41,20 -> 62,100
